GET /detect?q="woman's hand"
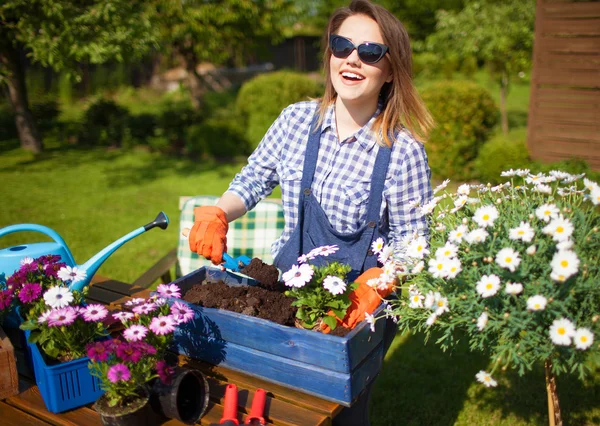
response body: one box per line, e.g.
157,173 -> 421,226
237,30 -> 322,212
188,206 -> 229,264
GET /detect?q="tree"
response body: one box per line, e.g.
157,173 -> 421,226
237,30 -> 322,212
426,0 -> 535,134
0,1 -> 157,153
156,0 -> 298,110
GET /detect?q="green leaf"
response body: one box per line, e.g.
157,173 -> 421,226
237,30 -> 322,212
322,315 -> 337,329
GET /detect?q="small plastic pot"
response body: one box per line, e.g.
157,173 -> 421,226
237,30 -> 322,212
151,367 -> 210,424
94,387 -> 152,426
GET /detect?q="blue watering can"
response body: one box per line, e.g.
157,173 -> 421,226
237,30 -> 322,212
0,212 -> 169,292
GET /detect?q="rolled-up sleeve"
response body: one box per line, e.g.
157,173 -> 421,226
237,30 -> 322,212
387,138 -> 433,247
227,107 -> 291,210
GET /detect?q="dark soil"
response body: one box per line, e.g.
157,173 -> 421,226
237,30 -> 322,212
182,258 -> 352,336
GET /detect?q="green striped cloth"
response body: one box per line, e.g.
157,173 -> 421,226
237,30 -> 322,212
177,196 -> 285,276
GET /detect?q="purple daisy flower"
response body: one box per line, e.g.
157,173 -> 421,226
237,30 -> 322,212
82,304 -> 108,322
123,325 -> 148,342
171,301 -> 195,324
0,290 -> 13,310
18,282 -> 42,304
132,302 -> 157,315
19,262 -> 38,274
38,254 -> 61,265
308,244 -> 339,258
86,341 -> 110,362
156,283 -> 181,299
134,341 -> 156,355
107,364 -> 131,383
149,315 -> 176,335
116,342 -> 143,363
112,311 -> 135,322
37,310 -> 52,324
44,263 -> 62,278
47,307 -> 78,327
156,360 -> 175,385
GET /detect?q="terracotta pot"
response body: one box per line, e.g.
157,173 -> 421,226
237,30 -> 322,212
94,388 -> 152,426
150,367 -> 209,425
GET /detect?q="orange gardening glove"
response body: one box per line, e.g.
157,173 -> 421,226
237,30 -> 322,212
321,267 -> 394,333
188,206 -> 229,265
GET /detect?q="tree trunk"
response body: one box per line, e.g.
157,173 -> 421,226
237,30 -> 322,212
499,72 -> 509,135
545,359 -> 563,426
0,44 -> 43,153
181,51 -> 205,111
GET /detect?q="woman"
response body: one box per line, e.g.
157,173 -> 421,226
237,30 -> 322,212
189,0 -> 433,283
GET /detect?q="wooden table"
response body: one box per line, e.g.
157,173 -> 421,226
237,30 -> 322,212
0,276 -> 342,426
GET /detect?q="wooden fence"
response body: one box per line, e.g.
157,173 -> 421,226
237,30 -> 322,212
527,0 -> 600,170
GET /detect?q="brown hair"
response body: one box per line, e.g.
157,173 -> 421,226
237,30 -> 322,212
318,0 -> 433,146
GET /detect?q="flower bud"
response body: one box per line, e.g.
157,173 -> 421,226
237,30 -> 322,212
529,214 -> 534,220
493,232 -> 498,237
526,245 -> 536,255
472,318 -> 476,322
504,313 -> 510,319
593,227 -> 598,233
502,366 -> 507,371
592,315 -> 599,323
496,198 -> 502,204
548,298 -> 554,303
518,352 -> 522,356
472,261 -> 478,267
462,218 -> 468,224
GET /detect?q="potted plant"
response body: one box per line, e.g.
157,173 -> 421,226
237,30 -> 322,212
3,254 -> 108,412
378,170 -> 599,425
89,292 -> 207,426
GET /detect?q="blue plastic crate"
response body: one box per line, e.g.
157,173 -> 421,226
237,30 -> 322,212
24,329 -> 104,413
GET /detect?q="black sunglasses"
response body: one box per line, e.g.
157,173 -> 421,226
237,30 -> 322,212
329,34 -> 389,65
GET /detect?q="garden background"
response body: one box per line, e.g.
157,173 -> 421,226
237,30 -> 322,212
1,0 -> 598,424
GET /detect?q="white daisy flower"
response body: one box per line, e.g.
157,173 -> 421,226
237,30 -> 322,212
43,286 -> 74,309
371,238 -> 385,254
282,263 -> 314,288
535,203 -> 559,222
426,312 -> 437,326
476,274 -> 501,298
516,169 -> 530,177
457,184 -> 470,196
573,328 -> 594,350
378,245 -> 394,263
465,228 -> 489,245
588,186 -> 600,205
57,265 -> 87,283
424,291 -> 436,309
509,221 -> 535,243
420,199 -> 438,215
445,257 -> 462,279
526,245 -> 537,256
549,318 -> 576,346
495,247 -> 521,272
501,169 -> 518,177
476,371 -> 497,387
408,291 -> 424,308
449,225 -> 469,244
411,261 -> 424,274
549,170 -> 570,180
322,275 -> 346,295
452,195 -> 468,210
366,278 -> 380,289
428,257 -> 448,279
505,282 -> 523,295
527,295 -> 547,311
407,198 -> 422,210
125,297 -> 146,307
543,215 -> 574,242
534,184 -> 552,194
20,256 -> 34,265
433,293 -> 449,315
550,250 -> 579,281
435,242 -> 458,260
582,178 -> 598,192
473,205 -> 499,228
406,237 -> 429,259
477,312 -> 488,331
433,179 -> 450,194
525,173 -> 546,185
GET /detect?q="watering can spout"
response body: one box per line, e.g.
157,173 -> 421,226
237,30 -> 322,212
70,211 -> 170,292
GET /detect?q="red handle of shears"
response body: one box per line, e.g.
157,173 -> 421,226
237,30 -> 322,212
244,388 -> 267,425
220,384 -> 239,425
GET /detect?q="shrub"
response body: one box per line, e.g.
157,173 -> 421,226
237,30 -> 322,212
82,98 -> 130,147
127,113 -> 157,143
474,128 -> 531,184
186,111 -> 248,159
155,100 -> 198,153
236,71 -> 323,149
421,81 -> 499,181
30,100 -> 60,131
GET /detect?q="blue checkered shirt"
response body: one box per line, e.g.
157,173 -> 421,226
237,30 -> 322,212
227,101 -> 433,258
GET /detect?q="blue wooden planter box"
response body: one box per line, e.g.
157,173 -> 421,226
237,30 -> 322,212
24,329 -> 104,413
170,267 -> 386,407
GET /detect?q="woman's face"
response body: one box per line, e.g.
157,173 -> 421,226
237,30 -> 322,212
329,14 -> 393,109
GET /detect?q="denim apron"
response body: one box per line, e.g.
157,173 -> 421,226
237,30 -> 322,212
274,113 -> 392,279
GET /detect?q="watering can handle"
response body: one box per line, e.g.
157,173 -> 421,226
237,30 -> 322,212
0,224 -> 75,264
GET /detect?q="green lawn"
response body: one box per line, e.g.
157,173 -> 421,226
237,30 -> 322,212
1,76 -> 598,425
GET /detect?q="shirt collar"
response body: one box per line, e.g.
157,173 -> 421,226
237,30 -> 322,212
322,101 -> 383,153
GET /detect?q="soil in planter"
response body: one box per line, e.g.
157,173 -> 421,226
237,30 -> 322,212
182,258 -> 353,336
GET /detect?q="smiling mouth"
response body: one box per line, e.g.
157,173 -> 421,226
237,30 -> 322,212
341,71 -> 364,81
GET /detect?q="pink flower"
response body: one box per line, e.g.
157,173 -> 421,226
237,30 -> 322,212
123,325 -> 148,342
82,304 -> 108,322
112,311 -> 134,322
107,364 -> 131,383
0,289 -> 13,310
308,245 -> 339,258
156,284 -> 181,299
132,303 -> 157,315
18,282 -> 42,304
170,301 -> 195,324
156,360 -> 175,385
116,341 -> 144,362
47,307 -> 78,327
37,310 -> 52,324
86,341 -> 111,362
149,315 -> 176,335
125,298 -> 146,307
